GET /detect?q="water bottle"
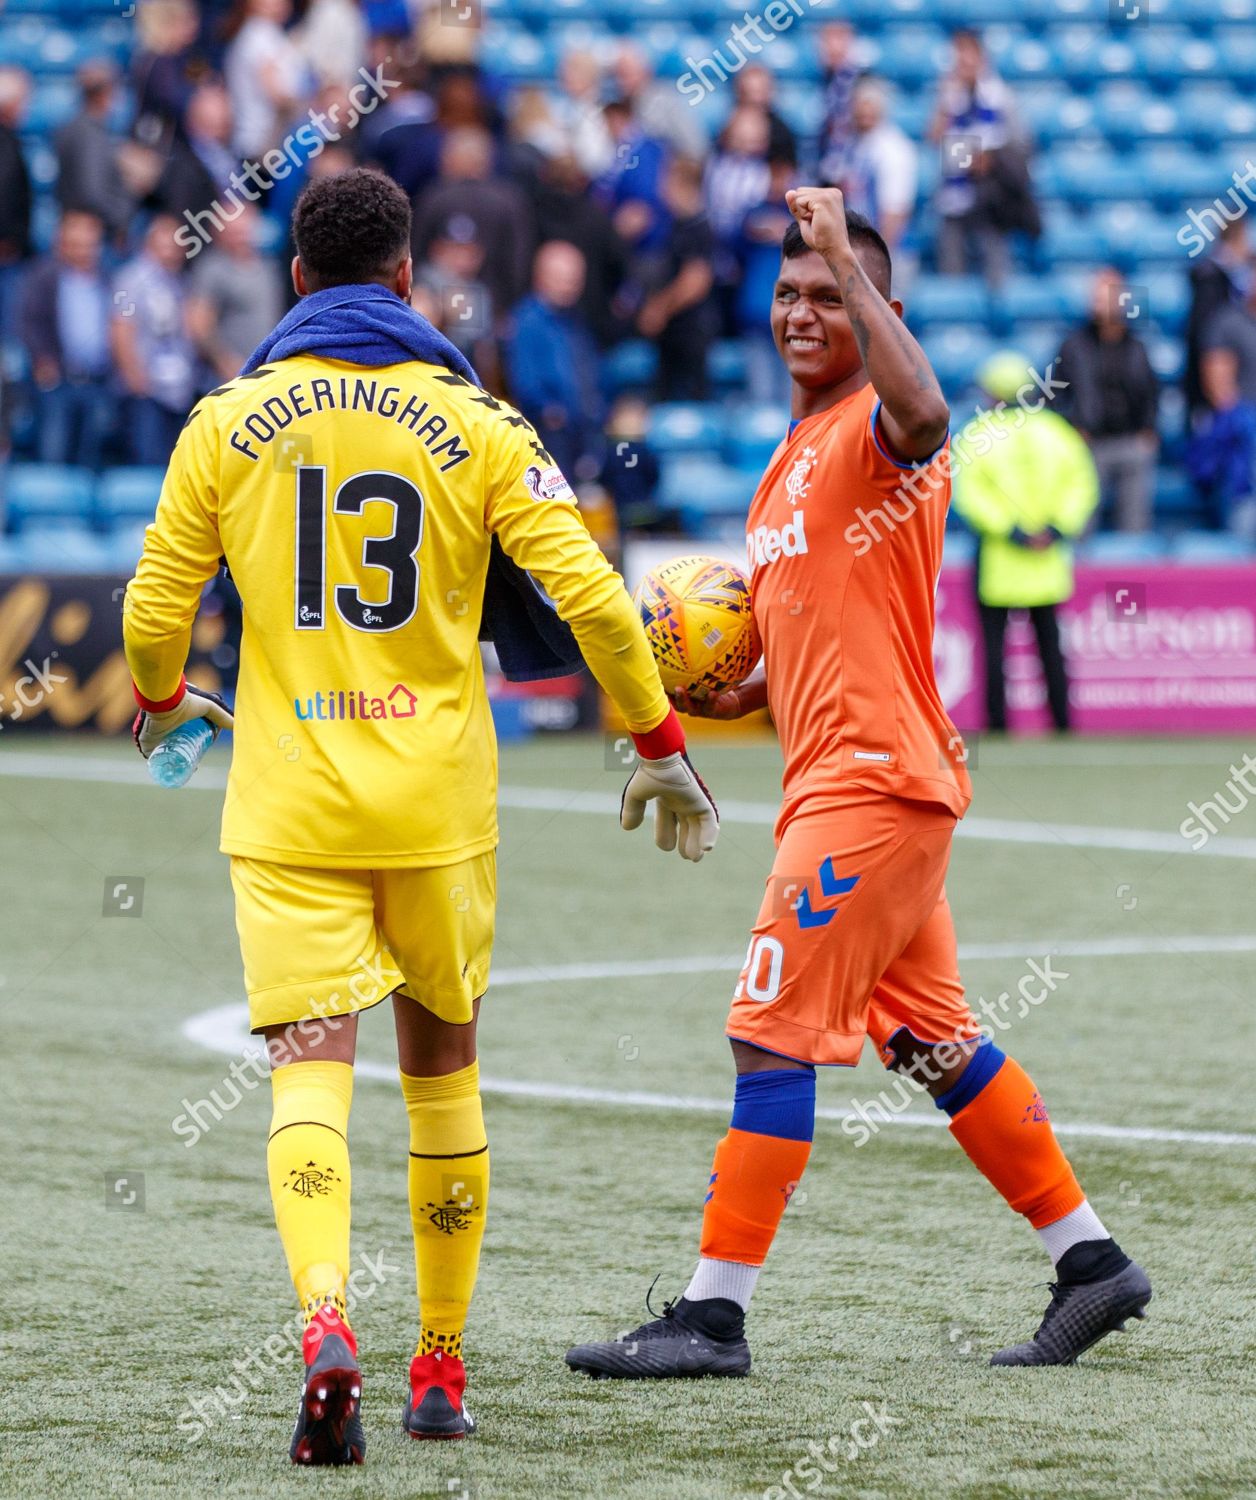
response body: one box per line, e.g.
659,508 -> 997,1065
148,718 -> 217,789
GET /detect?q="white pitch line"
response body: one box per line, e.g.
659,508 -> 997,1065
181,940 -> 1256,1150
4,752 -> 1256,860
490,933 -> 1256,987
496,787 -> 1256,861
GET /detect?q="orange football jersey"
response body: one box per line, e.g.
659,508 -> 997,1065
745,382 -> 971,824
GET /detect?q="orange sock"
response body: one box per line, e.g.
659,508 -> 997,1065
947,1054 -> 1084,1228
700,1126 -> 812,1264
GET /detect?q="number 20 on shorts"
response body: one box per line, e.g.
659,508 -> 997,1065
734,935 -> 784,1003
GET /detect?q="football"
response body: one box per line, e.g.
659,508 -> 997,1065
633,554 -> 762,695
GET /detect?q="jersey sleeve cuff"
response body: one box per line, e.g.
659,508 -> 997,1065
133,674 -> 186,713
631,706 -> 686,760
870,399 -> 949,471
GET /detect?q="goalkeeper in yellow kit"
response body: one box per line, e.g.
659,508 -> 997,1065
122,169 -> 718,1463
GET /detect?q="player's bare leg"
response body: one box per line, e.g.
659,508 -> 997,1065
261,1014 -> 364,1466
394,994 -> 486,1438
884,1031 -> 1152,1365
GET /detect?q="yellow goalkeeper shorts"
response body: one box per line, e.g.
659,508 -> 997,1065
230,853 -> 496,1033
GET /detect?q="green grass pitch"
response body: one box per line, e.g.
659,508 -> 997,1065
3,731 -> 1255,1499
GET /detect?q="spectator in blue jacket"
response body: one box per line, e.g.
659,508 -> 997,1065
595,99 -> 670,258
19,210 -> 115,468
505,240 -> 605,481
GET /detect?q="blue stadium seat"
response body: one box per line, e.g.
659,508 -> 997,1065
647,402 -> 723,457
96,467 -> 164,527
755,36 -> 817,82
6,464 -> 95,530
1091,87 -> 1178,146
102,523 -> 148,574
1148,335 -> 1186,381
12,525 -> 111,571
1038,208 -> 1108,267
723,403 -> 787,471
1139,271 -> 1190,334
1092,203 -> 1192,267
918,328 -> 998,392
1021,89 -> 1095,146
479,29 -> 555,79
708,339 -> 747,391
995,36 -> 1057,83
1140,146 -> 1238,207
1051,30 -> 1137,88
1172,0 -> 1256,22
21,76 -> 76,134
646,31 -> 715,79
932,0 -> 1035,24
774,82 -> 825,137
22,138 -> 57,193
602,340 -> 657,395
1212,26 -> 1256,82
941,529 -> 977,566
904,276 -> 989,329
1017,322 -> 1066,373
1171,530 -> 1254,560
1,338 -> 28,383
865,26 -> 948,87
989,274 -> 1081,329
1212,98 -> 1254,149
1041,146 -> 1143,204
1139,27 -> 1221,84
1154,468 -> 1206,525
659,458 -> 751,534
888,92 -> 931,141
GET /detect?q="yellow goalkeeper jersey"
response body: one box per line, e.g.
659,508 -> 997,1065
123,356 -> 669,868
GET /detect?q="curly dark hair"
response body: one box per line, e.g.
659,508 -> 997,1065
292,167 -> 412,288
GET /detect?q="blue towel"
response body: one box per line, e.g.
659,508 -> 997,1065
241,284 -> 582,682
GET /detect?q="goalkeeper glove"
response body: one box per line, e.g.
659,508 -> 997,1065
132,674 -> 234,759
620,708 -> 719,862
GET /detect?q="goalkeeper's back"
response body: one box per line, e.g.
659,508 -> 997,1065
123,350 -> 668,868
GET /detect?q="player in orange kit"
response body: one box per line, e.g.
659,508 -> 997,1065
566,188 -> 1150,1377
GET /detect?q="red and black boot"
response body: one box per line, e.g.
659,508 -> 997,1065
403,1349 -> 475,1439
289,1304 -> 365,1465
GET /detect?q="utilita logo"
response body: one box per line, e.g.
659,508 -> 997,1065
294,682 -> 419,721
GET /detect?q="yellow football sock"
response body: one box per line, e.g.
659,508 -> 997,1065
401,1061 -> 489,1360
266,1060 -> 353,1323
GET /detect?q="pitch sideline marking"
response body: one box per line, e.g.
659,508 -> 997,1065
2,752 -> 1255,861
181,936 -> 1256,1150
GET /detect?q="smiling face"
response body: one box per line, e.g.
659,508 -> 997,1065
770,245 -> 883,392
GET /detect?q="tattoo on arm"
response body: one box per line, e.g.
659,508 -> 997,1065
833,258 -> 943,399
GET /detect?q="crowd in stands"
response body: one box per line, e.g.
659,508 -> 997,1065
2,0 -> 1256,541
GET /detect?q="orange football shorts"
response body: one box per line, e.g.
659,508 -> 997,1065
726,789 -> 981,1067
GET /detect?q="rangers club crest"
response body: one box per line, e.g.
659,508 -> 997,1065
784,446 -> 817,503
